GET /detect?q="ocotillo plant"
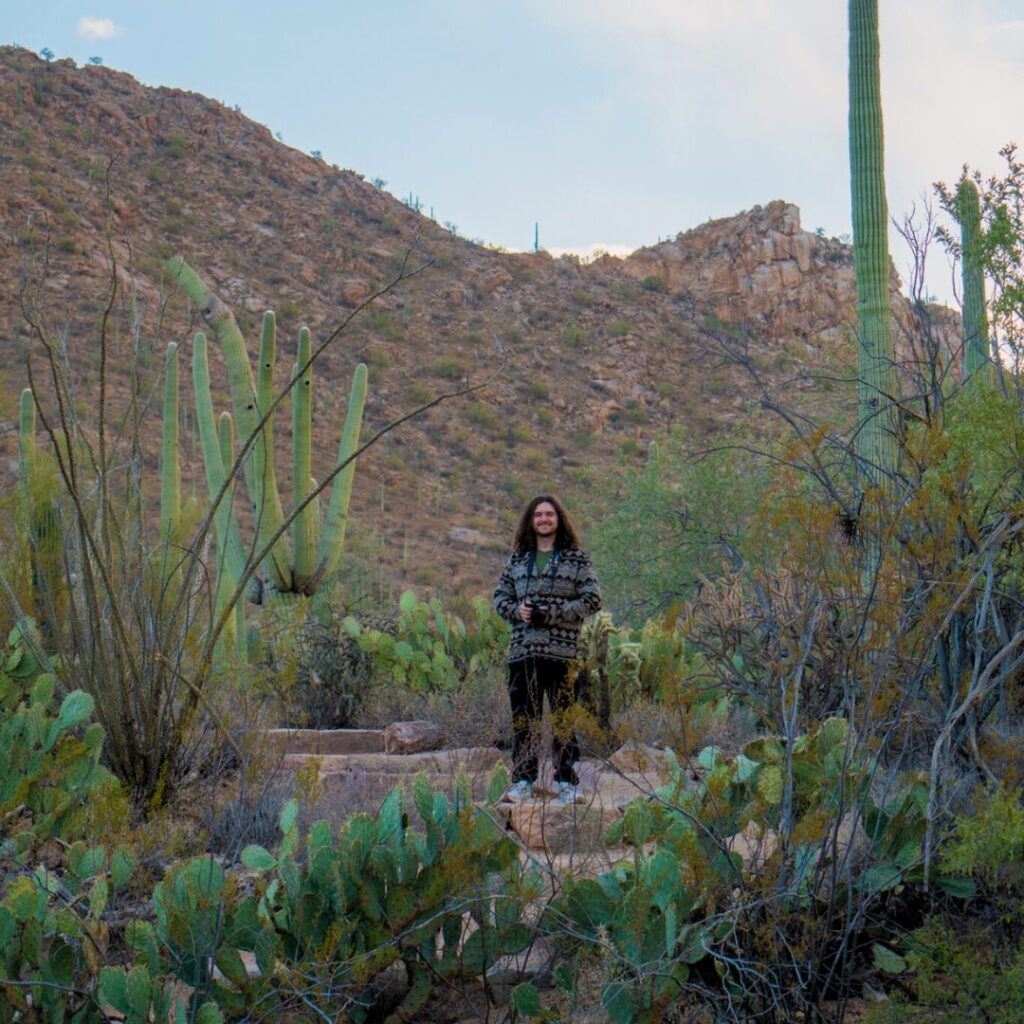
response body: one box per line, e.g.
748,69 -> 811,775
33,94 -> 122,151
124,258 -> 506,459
848,0 -> 897,489
957,178 -> 991,383
17,388 -> 61,637
168,257 -> 369,604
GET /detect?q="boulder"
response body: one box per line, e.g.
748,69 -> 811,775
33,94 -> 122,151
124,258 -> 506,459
506,797 -> 618,854
448,526 -> 489,546
339,278 -> 372,305
384,720 -> 446,754
608,742 -> 672,774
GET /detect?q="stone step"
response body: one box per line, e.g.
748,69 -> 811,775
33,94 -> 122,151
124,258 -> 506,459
267,727 -> 385,755
283,746 -> 506,775
283,747 -> 691,856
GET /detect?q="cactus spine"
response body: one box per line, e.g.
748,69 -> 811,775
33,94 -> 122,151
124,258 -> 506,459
848,0 -> 897,488
957,178 -> 990,382
167,257 -> 368,602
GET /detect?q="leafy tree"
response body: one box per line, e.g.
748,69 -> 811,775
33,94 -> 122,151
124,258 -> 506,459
591,434 -> 767,623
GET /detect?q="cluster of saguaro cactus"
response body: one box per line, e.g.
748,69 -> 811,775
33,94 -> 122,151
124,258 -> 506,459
848,0 -> 897,488
956,178 -> 991,382
166,257 -> 368,607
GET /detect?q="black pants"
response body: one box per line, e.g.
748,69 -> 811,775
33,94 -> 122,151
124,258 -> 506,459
508,657 -> 579,785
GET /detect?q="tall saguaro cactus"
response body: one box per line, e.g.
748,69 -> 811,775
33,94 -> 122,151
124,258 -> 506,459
957,178 -> 991,383
849,0 -> 897,489
168,257 -> 369,603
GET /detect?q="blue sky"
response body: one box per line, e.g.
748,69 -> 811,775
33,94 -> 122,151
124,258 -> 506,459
7,2 -> 1024,303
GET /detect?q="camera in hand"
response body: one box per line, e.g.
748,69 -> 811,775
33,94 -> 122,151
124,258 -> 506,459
527,601 -> 549,626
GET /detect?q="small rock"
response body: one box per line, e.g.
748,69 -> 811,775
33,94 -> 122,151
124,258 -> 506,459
725,820 -> 779,871
609,742 -> 671,774
384,720 -> 446,754
339,278 -> 372,305
862,981 -> 889,1003
448,526 -> 488,546
486,937 -> 555,1004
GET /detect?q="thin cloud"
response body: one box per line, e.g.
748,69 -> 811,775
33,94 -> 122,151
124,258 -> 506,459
77,16 -> 122,41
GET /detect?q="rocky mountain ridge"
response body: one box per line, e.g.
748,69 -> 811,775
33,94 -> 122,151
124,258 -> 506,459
0,47 -> 960,599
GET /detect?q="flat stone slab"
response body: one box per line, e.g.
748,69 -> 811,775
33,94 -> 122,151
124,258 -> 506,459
283,746 -> 506,775
267,728 -> 385,755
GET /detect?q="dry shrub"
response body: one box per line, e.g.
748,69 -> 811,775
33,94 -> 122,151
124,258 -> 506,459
610,693 -> 759,757
354,665 -> 512,749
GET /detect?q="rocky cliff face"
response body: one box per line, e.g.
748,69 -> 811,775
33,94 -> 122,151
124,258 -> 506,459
609,200 -> 959,356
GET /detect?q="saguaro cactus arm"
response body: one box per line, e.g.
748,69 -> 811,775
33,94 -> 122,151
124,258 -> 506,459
192,333 -> 260,602
254,311 -> 291,590
314,362 -> 368,587
164,258 -> 292,591
160,343 -> 181,546
291,327 -> 316,588
849,0 -> 897,487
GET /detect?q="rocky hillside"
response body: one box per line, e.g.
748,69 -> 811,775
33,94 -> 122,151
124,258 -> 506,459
0,47 -> 959,599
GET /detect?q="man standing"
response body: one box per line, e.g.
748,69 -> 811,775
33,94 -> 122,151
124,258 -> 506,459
493,495 -> 602,803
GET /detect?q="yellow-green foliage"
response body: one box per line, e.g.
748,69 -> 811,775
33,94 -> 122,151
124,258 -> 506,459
943,785 -> 1024,889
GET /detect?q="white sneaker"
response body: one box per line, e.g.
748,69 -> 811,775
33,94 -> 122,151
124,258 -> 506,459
555,781 -> 581,805
502,780 -> 534,802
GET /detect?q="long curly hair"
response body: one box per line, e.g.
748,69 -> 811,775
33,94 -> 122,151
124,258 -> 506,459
512,495 -> 581,553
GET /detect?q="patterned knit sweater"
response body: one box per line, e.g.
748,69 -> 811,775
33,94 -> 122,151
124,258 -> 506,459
493,547 -> 602,663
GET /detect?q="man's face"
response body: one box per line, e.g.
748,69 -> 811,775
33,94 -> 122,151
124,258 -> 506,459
532,501 -> 559,538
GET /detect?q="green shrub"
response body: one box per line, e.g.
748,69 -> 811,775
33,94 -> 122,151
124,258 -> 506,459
365,310 -> 402,341
407,381 -> 433,403
943,785 -> 1024,889
432,356 -> 464,379
165,130 -> 187,158
563,324 -> 589,348
640,274 -> 666,292
466,399 -> 500,431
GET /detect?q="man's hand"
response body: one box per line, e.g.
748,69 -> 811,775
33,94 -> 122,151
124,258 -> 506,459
517,602 -> 532,623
